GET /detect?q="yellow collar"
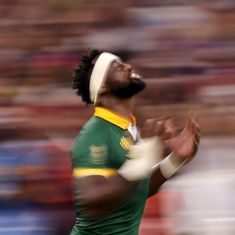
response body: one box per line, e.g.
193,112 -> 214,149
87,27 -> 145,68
94,107 -> 136,129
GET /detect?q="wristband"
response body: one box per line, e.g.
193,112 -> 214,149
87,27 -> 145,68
159,152 -> 188,179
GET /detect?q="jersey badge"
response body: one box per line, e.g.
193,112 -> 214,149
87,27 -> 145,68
89,145 -> 107,164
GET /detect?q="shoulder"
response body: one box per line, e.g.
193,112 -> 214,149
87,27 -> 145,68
80,117 -> 111,138
72,117 -> 111,151
86,116 -> 111,132
71,117 -> 113,168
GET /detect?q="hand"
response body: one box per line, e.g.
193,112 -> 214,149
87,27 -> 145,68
141,118 -> 165,139
140,118 -> 173,158
165,114 -> 200,163
141,117 -> 181,140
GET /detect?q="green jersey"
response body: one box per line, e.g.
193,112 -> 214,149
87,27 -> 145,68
70,107 -> 150,235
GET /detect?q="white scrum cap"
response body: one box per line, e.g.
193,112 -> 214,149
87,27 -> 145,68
89,52 -> 120,104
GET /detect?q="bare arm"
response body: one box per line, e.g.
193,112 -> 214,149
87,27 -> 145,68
147,115 -> 200,197
73,174 -> 135,218
148,166 -> 167,197
138,118 -> 168,197
73,116 -> 200,218
73,134 -> 163,218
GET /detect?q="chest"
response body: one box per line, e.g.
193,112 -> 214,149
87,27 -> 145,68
108,128 -> 137,168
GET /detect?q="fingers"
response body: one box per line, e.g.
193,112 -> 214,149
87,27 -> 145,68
190,114 -> 200,134
142,119 -> 160,138
142,117 -> 182,140
162,113 -> 201,160
179,114 -> 200,153
189,114 -> 201,145
142,114 -> 201,157
184,114 -> 195,131
185,114 -> 200,134
141,118 -> 165,138
189,116 -> 200,157
141,119 -> 156,138
156,122 -> 165,137
163,118 -> 179,139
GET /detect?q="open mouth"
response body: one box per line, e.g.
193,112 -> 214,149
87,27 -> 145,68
129,71 -> 142,80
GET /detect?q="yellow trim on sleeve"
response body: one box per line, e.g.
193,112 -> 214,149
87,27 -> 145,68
73,168 -> 118,178
94,107 -> 136,129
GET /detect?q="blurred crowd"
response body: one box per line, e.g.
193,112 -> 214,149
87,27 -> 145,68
0,0 -> 235,234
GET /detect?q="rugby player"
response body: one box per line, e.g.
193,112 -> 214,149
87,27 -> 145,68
70,49 -> 200,235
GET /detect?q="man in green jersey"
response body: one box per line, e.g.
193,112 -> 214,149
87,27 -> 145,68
70,50 -> 200,235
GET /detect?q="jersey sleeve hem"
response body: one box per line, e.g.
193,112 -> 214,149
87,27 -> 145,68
73,167 -> 118,178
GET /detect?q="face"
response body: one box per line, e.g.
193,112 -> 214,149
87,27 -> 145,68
105,60 -> 146,99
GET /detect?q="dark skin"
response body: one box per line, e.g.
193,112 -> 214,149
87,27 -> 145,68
74,60 -> 200,218
143,117 -> 200,197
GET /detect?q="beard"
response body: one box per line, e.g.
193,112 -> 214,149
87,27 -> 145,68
107,77 -> 146,99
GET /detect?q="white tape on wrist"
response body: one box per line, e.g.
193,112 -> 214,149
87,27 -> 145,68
118,137 -> 163,181
89,52 -> 120,104
159,152 -> 188,179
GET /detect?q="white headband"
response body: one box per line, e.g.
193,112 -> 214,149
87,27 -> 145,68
89,52 -> 120,104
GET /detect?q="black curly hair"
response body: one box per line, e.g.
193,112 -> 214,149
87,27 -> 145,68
72,49 -> 102,104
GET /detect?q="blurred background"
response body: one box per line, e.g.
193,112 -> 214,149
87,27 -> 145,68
0,0 -> 235,234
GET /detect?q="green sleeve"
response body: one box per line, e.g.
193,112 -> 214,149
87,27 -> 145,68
71,130 -> 117,178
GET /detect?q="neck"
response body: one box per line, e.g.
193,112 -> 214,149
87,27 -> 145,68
96,96 -> 135,120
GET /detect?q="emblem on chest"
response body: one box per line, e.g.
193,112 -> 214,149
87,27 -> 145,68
120,135 -> 135,151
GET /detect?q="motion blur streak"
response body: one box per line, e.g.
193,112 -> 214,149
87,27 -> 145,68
0,0 -> 235,234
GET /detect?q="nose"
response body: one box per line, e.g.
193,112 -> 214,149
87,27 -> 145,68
124,63 -> 132,71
